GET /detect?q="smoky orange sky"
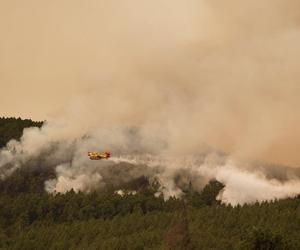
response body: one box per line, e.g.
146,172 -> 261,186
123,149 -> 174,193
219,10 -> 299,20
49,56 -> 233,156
1,0 -> 300,166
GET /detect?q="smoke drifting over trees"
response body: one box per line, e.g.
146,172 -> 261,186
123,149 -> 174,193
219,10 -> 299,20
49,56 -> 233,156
1,1 -> 300,204
1,2 -> 300,247
1,116 -> 300,206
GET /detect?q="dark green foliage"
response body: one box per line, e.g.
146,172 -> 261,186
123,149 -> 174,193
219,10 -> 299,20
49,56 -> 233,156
164,203 -> 192,250
0,117 -> 43,148
0,164 -> 55,196
1,166 -> 299,249
188,199 -> 300,249
7,213 -> 172,250
185,179 -> 225,208
242,227 -> 290,250
0,117 -> 300,249
0,187 -> 176,249
200,179 -> 224,206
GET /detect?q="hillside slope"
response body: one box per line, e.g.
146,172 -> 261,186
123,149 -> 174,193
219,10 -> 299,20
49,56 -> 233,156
0,117 -> 299,249
0,117 -> 43,148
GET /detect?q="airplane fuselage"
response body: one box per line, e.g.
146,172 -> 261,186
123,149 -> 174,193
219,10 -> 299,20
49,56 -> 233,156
88,151 -> 110,160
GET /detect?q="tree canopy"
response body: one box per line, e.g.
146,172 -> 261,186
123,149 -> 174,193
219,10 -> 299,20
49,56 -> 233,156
0,117 -> 299,249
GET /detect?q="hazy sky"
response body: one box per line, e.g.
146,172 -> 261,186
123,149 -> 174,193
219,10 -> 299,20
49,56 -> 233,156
1,1 -> 300,166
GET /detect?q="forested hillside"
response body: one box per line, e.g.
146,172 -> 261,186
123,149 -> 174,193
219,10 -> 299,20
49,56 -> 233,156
0,117 -> 43,148
0,117 -> 299,249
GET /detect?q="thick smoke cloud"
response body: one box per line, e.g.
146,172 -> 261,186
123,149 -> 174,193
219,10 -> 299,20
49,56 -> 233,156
2,123 -> 300,205
1,1 -> 300,204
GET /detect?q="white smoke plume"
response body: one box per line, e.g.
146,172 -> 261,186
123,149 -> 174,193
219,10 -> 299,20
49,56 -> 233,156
1,0 -> 300,204
1,123 -> 300,205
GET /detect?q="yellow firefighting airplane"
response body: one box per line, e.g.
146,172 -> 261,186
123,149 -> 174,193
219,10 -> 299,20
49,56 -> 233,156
88,151 -> 111,160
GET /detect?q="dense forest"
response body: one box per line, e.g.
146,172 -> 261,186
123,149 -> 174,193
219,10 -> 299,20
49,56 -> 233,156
0,117 -> 43,148
0,117 -> 300,249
